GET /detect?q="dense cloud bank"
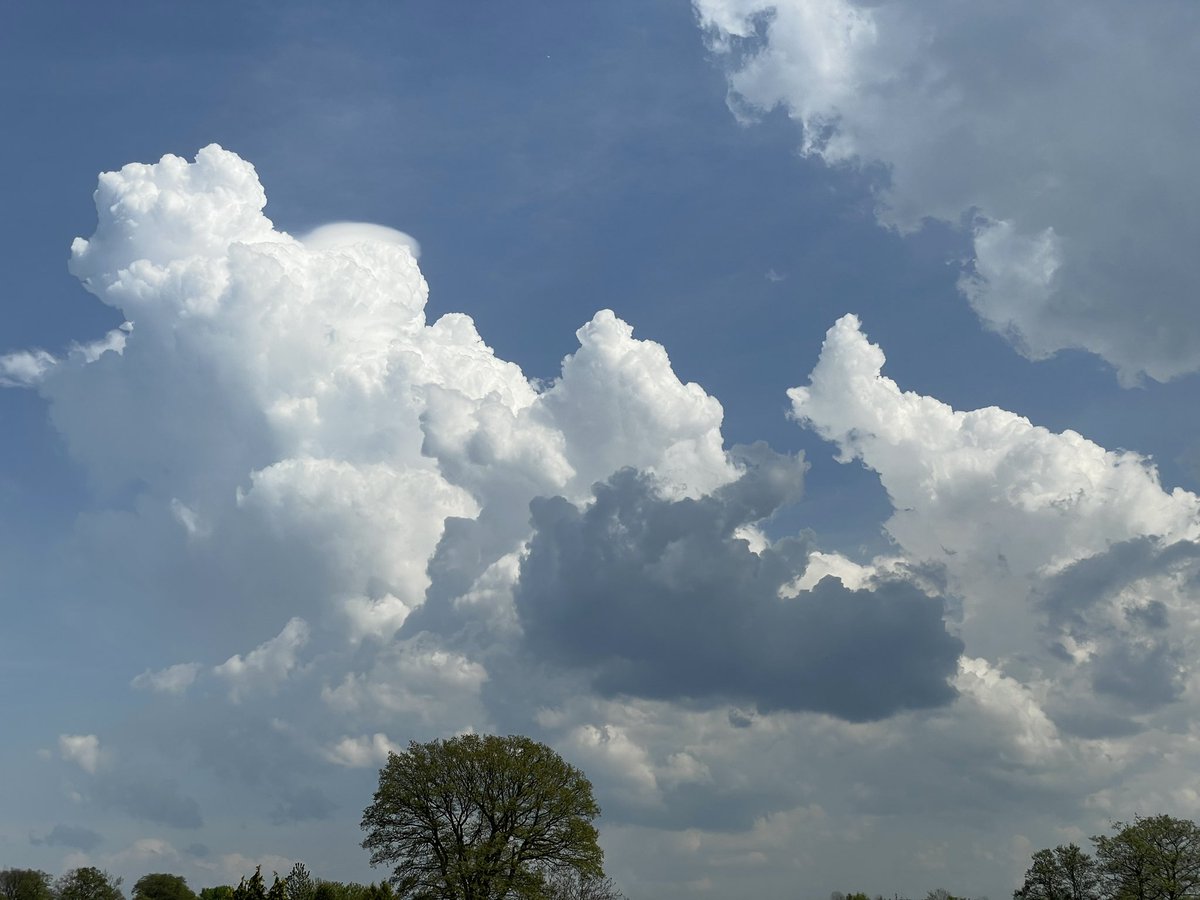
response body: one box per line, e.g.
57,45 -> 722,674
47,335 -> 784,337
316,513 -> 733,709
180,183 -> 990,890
695,0 -> 1200,383
8,146 -> 1200,898
791,315 -> 1200,725
517,453 -> 962,720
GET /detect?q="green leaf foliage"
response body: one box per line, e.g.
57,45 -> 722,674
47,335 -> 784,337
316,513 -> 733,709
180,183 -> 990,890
311,883 -> 392,900
232,869 -> 266,900
1014,845 -> 1101,900
283,866 -> 313,900
1018,816 -> 1200,900
542,871 -> 626,900
361,733 -> 604,900
54,869 -> 124,900
1094,815 -> 1200,900
0,870 -> 54,900
133,875 -> 197,900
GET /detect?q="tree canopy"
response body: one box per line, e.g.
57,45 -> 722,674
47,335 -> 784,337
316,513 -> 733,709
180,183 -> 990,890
1017,816 -> 1200,900
541,873 -> 625,900
0,871 -> 53,900
361,733 -> 604,900
1014,844 -> 1101,900
284,865 -> 314,900
54,869 -> 123,900
228,867 -> 289,900
132,875 -> 196,900
1094,815 -> 1200,900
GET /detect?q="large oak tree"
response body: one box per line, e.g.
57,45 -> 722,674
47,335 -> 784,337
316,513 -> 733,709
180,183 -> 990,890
361,734 -> 604,900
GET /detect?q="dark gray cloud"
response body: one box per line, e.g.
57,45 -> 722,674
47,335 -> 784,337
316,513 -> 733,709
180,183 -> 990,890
1092,640 -> 1184,706
270,786 -> 337,825
1041,537 -> 1200,629
30,824 -> 103,851
515,446 -> 962,721
1127,600 -> 1169,630
1040,537 -> 1197,710
94,775 -> 203,829
1049,708 -> 1143,740
727,708 -> 754,729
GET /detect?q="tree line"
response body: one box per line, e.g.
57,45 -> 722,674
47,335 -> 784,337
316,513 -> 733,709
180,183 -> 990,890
9,808 -> 1200,900
835,816 -> 1200,900
14,734 -> 1200,900
1,857 -> 616,900
1014,815 -> 1200,900
831,891 -> 989,900
0,864 -> 396,900
2,732 -> 624,900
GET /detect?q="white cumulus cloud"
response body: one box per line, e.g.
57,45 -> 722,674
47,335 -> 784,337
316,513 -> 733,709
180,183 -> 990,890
321,733 -> 403,768
696,0 -> 1200,382
0,325 -> 129,388
790,314 -> 1200,730
214,617 -> 310,702
28,144 -> 1200,899
59,734 -> 103,774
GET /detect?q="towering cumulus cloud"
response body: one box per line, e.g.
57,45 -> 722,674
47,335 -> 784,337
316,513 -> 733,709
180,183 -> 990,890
43,144 -> 742,677
790,315 -> 1200,734
15,147 -> 968,849
695,0 -> 1200,382
14,144 -> 1200,895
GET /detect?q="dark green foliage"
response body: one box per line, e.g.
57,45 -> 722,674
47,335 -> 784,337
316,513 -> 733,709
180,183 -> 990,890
199,889 -> 233,900
228,869 -> 287,900
311,884 -> 390,900
1014,845 -> 1101,900
1093,815 -> 1200,900
54,869 -> 124,900
1018,816 -> 1200,900
361,733 -> 604,900
283,866 -> 313,900
1016,847 -> 1071,900
133,875 -> 197,900
229,870 -> 287,900
543,872 -> 625,900
231,869 -> 266,900
313,883 -> 354,900
0,870 -> 54,900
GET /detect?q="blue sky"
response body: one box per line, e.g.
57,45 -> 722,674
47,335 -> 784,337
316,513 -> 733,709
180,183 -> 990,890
4,2 -> 1200,898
